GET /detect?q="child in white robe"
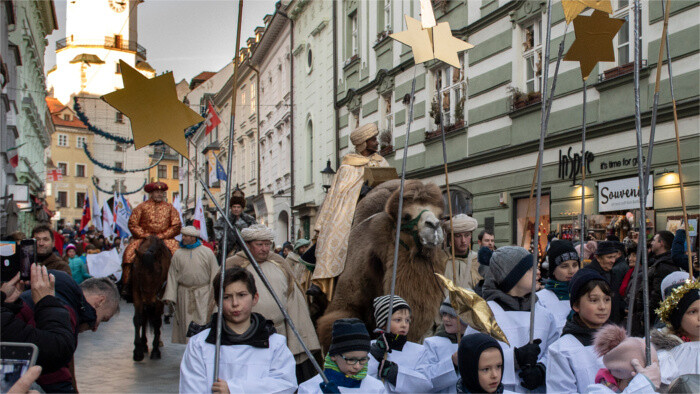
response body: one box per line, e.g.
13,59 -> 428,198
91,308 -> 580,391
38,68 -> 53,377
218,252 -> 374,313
368,294 -> 432,393
537,240 -> 579,332
179,267 -> 297,393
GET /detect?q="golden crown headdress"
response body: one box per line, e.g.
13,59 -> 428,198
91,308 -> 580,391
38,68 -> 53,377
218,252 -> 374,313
655,278 -> 700,328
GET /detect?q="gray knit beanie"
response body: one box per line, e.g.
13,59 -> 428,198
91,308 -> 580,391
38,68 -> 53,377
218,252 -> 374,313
488,246 -> 534,293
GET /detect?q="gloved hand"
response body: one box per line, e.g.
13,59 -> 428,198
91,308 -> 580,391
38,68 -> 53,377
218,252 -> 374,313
514,339 -> 542,369
319,381 -> 341,393
370,335 -> 389,361
379,360 -> 399,386
518,363 -> 546,390
631,359 -> 661,389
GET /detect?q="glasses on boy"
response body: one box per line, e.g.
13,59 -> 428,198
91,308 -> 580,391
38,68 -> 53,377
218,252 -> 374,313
339,355 -> 370,365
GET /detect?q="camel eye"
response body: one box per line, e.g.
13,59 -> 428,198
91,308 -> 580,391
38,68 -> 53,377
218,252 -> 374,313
402,214 -> 411,221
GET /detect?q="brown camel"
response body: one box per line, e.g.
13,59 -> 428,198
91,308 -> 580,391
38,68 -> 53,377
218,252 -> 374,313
316,180 -> 446,349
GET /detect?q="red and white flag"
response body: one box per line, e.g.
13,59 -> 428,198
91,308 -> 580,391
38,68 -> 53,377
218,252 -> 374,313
204,101 -> 221,136
193,197 -> 208,241
47,169 -> 63,182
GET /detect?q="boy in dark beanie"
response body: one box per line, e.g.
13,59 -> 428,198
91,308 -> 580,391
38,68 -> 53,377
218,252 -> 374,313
583,241 -> 626,324
537,240 -> 579,332
298,318 -> 384,393
466,246 -> 559,392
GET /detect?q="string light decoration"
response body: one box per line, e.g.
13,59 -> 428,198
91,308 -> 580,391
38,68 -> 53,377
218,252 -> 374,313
82,144 -> 164,173
92,176 -> 147,195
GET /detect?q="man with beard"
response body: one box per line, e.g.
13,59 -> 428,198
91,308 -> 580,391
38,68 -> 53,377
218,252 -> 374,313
120,182 -> 181,299
309,123 -> 391,301
213,188 -> 256,260
31,225 -> 71,275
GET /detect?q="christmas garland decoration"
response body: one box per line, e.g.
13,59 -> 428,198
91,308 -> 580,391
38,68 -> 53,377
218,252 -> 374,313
92,176 -> 147,195
82,144 -> 164,173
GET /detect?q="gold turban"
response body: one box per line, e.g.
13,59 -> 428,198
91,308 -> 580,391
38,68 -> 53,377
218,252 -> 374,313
241,224 -> 275,242
350,123 -> 378,153
449,214 -> 478,234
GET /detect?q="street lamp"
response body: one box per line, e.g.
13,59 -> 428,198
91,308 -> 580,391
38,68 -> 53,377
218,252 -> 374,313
321,160 -> 336,193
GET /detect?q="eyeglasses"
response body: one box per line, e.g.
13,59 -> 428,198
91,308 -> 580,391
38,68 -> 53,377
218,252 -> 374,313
339,355 -> 370,365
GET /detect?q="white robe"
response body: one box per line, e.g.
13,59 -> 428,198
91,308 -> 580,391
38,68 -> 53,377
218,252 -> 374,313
297,373 -> 387,394
415,336 -> 459,393
466,301 -> 560,393
367,340 -> 433,393
179,328 -> 297,394
657,341 -> 698,385
546,333 -> 604,393
585,373 -> 657,393
536,289 -> 572,334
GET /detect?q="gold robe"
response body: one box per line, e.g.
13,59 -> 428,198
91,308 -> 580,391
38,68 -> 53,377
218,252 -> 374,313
122,199 -> 181,266
312,153 -> 389,297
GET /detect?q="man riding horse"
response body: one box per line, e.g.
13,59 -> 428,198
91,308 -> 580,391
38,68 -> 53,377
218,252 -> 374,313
120,181 -> 181,299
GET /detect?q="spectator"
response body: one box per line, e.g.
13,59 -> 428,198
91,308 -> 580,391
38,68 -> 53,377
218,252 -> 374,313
671,226 -> 699,276
281,241 -> 293,258
619,242 -> 637,298
65,244 -> 91,284
477,230 -> 495,251
31,225 -> 71,276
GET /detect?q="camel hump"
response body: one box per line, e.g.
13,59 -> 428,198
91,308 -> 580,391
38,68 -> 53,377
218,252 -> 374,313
352,179 -> 401,226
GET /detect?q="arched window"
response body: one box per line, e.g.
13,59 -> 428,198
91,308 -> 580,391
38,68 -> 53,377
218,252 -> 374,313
442,186 -> 473,218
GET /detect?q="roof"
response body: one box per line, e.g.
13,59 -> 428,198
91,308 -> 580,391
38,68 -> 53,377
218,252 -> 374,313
135,61 -> 155,72
69,54 -> 105,64
46,97 -> 88,129
189,71 -> 216,90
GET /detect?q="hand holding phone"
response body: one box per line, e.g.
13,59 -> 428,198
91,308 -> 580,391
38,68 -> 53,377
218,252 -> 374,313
30,264 -> 55,305
18,240 -> 36,282
0,342 -> 39,392
0,273 -> 24,303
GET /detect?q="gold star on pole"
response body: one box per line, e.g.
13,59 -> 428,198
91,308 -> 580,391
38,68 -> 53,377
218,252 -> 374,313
564,10 -> 625,80
102,60 -> 204,159
561,0 -> 613,24
390,0 -> 473,69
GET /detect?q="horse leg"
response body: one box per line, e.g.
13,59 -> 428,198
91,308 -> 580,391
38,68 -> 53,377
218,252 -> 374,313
133,305 -> 145,362
150,302 -> 164,359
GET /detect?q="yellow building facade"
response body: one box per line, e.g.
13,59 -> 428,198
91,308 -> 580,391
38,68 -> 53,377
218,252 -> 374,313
147,147 -> 180,202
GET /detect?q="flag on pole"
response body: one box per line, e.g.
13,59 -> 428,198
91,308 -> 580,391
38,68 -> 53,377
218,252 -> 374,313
102,200 -> 115,238
47,169 -> 63,181
216,160 -> 227,182
193,197 -> 208,241
112,190 -> 119,237
91,189 -> 102,231
204,101 -> 221,136
173,195 -> 184,242
115,194 -> 132,238
208,152 -> 217,187
7,143 -> 24,168
79,193 -> 91,234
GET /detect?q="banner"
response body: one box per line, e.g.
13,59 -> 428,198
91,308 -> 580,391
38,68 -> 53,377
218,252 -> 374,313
102,200 -> 115,238
86,249 -> 122,281
173,195 -> 184,242
91,189 -> 102,231
115,194 -> 132,238
193,197 -> 208,241
79,193 -> 91,233
208,152 -> 217,187
598,176 -> 653,213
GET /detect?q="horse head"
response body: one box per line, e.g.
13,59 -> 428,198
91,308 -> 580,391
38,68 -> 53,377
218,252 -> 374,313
385,180 -> 444,250
137,235 -> 163,272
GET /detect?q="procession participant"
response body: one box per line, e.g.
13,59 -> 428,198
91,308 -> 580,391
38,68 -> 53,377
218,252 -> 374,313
213,188 -> 256,260
286,238 -> 312,288
583,241 -> 626,324
416,297 -> 467,393
65,244 -> 91,284
31,225 -> 72,275
546,269 -> 611,393
309,123 -> 390,301
179,267 -> 297,393
536,240 -> 579,332
163,226 -> 219,344
298,318 -> 386,393
225,224 -> 321,384
120,181 -> 181,298
466,246 -> 559,393
368,295 -> 432,393
444,214 -> 481,291
586,324 -> 661,393
456,333 -> 507,394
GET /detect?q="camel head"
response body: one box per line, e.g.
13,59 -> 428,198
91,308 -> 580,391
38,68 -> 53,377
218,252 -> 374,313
385,180 -> 444,248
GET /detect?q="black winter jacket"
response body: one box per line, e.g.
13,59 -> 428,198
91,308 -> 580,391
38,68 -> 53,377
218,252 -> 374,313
630,251 -> 680,337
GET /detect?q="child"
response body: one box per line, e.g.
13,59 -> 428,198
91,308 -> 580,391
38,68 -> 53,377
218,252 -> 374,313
298,318 -> 385,393
456,333 -> 506,393
416,297 -> 467,393
368,295 -> 432,393
465,246 -> 559,393
537,240 -> 579,332
546,270 -> 611,392
179,267 -> 297,393
586,324 -> 660,393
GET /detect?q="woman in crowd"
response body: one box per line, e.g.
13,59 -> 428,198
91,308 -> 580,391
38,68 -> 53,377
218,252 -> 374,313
456,333 -> 508,393
537,240 -> 580,332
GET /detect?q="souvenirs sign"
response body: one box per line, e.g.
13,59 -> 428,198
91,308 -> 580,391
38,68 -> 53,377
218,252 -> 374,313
598,176 -> 653,212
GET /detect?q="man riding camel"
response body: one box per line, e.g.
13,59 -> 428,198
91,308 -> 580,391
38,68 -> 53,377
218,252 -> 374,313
309,123 -> 390,301
120,181 -> 181,299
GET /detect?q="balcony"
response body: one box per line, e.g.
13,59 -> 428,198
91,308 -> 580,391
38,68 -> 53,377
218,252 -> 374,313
56,36 -> 147,60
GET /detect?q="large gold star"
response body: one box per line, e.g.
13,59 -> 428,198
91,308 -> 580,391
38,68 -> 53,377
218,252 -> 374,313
102,60 -> 203,159
564,10 -> 625,80
561,0 -> 613,24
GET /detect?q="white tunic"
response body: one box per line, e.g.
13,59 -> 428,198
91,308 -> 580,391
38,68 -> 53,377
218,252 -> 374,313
179,328 -> 297,394
415,336 -> 459,393
367,340 -> 433,393
298,373 -> 387,394
536,289 -> 572,334
546,333 -> 604,393
466,301 -> 560,393
585,373 -> 656,393
657,341 -> 699,384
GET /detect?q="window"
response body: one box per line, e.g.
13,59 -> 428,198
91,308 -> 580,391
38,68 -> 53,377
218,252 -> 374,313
523,18 -> 543,93
614,0 -> 641,66
116,62 -> 121,74
351,12 -> 358,57
250,83 -> 256,113
75,164 -> 86,178
57,191 -> 68,208
115,143 -> 127,152
442,188 -> 473,218
433,63 -> 466,129
63,114 -> 70,121
172,166 -> 179,179
381,94 -> 393,144
158,165 -> 167,179
76,136 -> 86,148
384,0 -> 392,31
57,134 -> 68,147
58,162 -> 68,177
240,143 -> 246,181
76,192 -> 86,208
115,112 -> 124,123
306,119 -> 313,183
115,162 -> 123,170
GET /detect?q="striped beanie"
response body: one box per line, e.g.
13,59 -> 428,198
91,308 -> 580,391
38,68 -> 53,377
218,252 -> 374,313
373,295 -> 411,329
328,318 -> 371,356
440,296 -> 467,326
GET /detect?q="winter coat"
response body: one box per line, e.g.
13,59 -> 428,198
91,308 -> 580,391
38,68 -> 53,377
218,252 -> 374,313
367,340 -> 432,393
671,229 -> 696,274
546,318 -> 604,393
415,335 -> 459,393
582,260 -> 626,324
630,252 -> 680,337
536,288 -> 572,334
1,292 -> 76,373
298,374 -> 387,393
651,328 -> 696,385
68,256 -> 91,284
37,252 -> 72,276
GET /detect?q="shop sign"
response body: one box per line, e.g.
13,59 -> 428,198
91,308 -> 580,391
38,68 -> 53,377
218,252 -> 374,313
558,147 -> 594,183
598,177 -> 653,212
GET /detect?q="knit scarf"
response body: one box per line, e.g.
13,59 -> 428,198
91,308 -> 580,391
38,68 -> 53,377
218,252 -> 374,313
323,354 -> 367,388
179,239 -> 202,249
545,279 -> 570,300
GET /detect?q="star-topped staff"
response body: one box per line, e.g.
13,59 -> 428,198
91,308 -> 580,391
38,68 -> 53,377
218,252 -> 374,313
561,0 -> 613,24
564,10 -> 625,81
102,60 -> 204,159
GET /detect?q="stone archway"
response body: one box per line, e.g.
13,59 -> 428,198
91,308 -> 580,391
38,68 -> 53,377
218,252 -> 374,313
276,210 -> 289,244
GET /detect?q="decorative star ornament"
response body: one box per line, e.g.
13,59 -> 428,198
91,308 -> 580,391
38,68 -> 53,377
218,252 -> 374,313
102,60 -> 204,159
564,10 -> 625,80
561,0 -> 613,24
390,0 -> 473,68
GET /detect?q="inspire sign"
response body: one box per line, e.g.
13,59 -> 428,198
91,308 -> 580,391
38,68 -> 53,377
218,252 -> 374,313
598,177 -> 653,213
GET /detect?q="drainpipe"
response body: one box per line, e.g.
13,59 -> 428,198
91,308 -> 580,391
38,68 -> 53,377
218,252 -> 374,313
332,0 -> 340,169
278,4 -> 295,240
250,64 -> 261,200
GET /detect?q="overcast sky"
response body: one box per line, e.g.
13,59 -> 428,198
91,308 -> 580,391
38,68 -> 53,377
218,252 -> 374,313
45,0 -> 278,83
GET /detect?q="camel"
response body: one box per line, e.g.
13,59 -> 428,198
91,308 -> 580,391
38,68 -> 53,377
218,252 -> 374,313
316,179 -> 446,349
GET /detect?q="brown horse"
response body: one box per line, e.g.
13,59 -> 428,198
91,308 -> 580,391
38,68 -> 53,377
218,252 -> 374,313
131,235 -> 172,361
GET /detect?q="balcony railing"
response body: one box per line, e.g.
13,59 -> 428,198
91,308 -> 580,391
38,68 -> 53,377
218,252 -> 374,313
56,37 -> 147,59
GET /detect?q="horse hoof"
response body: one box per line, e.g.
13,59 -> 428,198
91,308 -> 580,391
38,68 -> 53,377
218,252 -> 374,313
133,350 -> 145,362
150,350 -> 161,360
164,316 -> 171,324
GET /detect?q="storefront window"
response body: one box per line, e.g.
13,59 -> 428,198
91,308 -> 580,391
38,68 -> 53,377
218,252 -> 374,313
514,195 -> 550,260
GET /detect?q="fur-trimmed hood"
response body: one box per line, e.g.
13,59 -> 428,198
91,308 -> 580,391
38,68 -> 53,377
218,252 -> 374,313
650,327 -> 683,351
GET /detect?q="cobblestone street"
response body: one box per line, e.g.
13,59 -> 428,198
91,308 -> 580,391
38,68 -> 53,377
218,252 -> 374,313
74,300 -> 185,393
